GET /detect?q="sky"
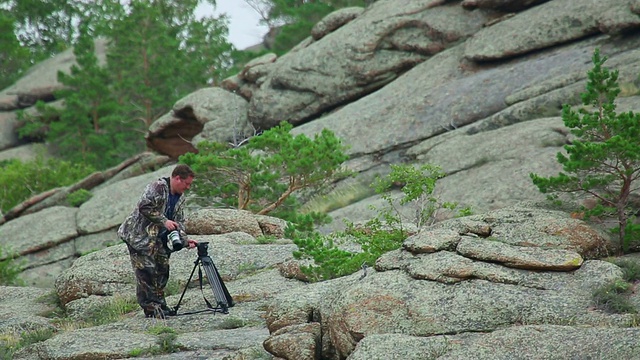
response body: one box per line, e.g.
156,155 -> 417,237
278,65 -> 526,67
196,1 -> 269,50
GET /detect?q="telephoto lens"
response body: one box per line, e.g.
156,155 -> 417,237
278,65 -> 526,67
168,230 -> 183,251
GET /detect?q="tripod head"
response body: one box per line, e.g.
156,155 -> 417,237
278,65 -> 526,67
197,241 -> 209,257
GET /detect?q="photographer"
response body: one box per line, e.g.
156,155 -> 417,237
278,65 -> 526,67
118,164 -> 198,319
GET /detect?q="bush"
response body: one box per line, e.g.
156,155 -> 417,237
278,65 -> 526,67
291,163 -> 469,281
0,155 -> 94,213
67,189 -> 93,207
293,219 -> 406,281
0,328 -> 56,358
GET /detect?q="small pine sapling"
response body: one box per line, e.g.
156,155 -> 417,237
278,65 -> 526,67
530,48 -> 640,253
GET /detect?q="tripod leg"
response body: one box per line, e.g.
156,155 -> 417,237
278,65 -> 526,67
174,258 -> 200,313
201,256 -> 232,313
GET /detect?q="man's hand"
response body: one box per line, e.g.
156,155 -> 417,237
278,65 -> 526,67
164,220 -> 178,230
187,239 -> 198,249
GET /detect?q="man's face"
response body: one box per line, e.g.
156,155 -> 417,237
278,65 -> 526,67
173,176 -> 193,194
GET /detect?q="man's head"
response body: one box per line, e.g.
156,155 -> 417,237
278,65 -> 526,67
170,164 -> 195,194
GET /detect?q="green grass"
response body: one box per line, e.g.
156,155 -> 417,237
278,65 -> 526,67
592,279 -> 637,314
50,294 -> 138,330
129,326 -> 182,357
255,235 -> 278,244
0,328 -> 56,359
164,279 -> 183,297
86,295 -> 139,326
0,245 -> 24,286
610,258 -> 640,282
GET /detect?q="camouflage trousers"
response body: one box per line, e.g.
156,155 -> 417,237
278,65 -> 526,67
125,242 -> 171,313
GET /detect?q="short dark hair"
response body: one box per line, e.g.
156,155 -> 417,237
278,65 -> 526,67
172,164 -> 195,179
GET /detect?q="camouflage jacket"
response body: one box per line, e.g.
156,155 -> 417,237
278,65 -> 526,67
118,177 -> 187,254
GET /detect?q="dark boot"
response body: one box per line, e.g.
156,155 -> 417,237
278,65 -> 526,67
143,305 -> 166,319
161,304 -> 176,316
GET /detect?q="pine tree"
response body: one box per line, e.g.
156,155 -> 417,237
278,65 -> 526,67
52,22 -> 126,166
0,12 -> 31,89
180,122 -> 351,220
14,0 -> 234,169
530,48 -> 640,253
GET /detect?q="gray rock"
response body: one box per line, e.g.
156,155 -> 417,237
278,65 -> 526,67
463,0 -> 612,61
76,167 -> 168,234
456,237 -> 584,270
249,0 -> 491,128
311,7 -> 364,41
0,112 -> 19,151
0,206 -> 78,260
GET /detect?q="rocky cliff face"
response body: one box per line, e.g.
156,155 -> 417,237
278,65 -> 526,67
2,0 -> 640,359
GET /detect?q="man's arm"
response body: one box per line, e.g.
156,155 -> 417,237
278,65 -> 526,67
138,182 -> 168,226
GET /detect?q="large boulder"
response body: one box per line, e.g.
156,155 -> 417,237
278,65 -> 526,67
264,205 -> 624,359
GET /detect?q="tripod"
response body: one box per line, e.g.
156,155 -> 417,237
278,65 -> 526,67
173,242 -> 234,316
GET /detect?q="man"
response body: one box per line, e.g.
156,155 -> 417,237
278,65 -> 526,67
118,164 -> 197,318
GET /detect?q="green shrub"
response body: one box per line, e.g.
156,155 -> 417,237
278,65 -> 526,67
0,155 -> 94,213
293,219 -> 406,281
255,235 -> 278,244
291,163 -> 468,281
83,295 -> 139,326
67,189 -> 93,207
145,326 -> 180,354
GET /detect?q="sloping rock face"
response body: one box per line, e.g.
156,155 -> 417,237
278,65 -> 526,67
2,0 -> 640,359
263,206 -> 637,360
3,0 -> 640,224
149,0 -> 640,221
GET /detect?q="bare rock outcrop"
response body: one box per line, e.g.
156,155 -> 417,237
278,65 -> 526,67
264,205 -> 626,359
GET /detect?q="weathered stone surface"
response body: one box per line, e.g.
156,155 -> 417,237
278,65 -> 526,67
461,0 -> 549,11
249,0 -> 491,128
598,0 -> 640,34
406,250 -> 475,283
185,208 -> 264,237
263,322 -> 321,360
319,268 -> 623,357
403,229 -> 462,253
0,286 -> 59,340
438,325 -> 640,359
0,143 -> 44,162
0,206 -> 78,259
76,167 -> 168,234
463,0 -> 617,61
0,112 -> 19,151
4,1 -> 640,359
311,7 -> 364,40
456,237 -> 584,270
430,205 -> 611,258
0,38 -> 107,111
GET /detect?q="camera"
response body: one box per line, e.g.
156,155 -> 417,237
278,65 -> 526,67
167,230 -> 183,251
159,228 -> 183,252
